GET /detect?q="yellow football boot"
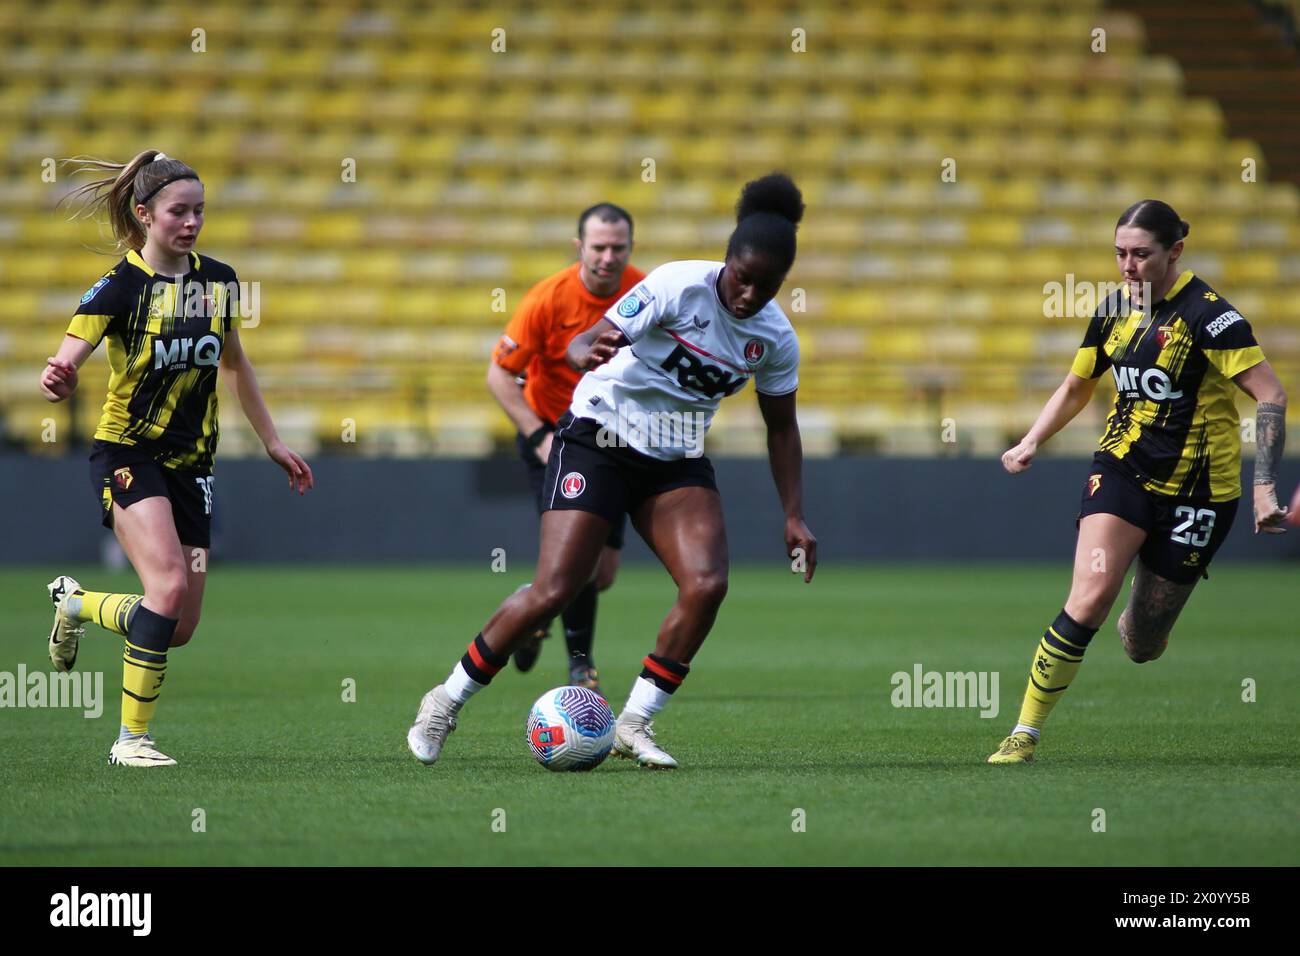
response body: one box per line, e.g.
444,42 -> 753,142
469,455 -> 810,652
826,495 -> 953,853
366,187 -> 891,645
987,732 -> 1037,764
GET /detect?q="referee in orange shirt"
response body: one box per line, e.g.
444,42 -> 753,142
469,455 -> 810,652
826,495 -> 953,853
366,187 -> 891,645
487,203 -> 645,691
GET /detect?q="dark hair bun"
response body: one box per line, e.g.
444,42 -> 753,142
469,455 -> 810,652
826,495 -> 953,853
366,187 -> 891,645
1179,219 -> 1190,238
736,173 -> 804,227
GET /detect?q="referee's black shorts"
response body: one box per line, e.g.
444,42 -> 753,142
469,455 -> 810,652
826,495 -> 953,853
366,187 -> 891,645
539,412 -> 717,533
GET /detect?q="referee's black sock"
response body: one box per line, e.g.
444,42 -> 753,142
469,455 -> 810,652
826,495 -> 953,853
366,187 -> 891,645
562,580 -> 598,664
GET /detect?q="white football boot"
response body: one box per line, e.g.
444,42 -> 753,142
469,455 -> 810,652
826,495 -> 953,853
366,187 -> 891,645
47,575 -> 85,673
407,684 -> 459,765
108,734 -> 177,767
613,714 -> 679,769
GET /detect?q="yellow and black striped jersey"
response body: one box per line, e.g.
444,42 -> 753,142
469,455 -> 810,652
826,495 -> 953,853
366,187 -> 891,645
1070,270 -> 1264,502
68,249 -> 237,475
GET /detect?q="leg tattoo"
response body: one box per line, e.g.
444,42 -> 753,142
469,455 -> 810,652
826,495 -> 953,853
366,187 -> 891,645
1118,563 -> 1197,663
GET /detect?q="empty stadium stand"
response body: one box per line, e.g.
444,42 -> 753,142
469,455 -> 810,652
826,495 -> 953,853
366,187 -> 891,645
1,0 -> 1297,458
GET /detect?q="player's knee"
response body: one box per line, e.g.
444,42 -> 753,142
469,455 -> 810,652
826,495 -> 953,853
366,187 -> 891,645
146,572 -> 188,619
1117,606 -> 1134,640
1124,637 -> 1167,663
1119,617 -> 1167,663
594,549 -> 620,592
531,580 -> 578,621
682,570 -> 728,609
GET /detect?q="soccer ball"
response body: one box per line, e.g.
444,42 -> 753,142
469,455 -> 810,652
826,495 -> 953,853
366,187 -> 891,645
526,686 -> 615,771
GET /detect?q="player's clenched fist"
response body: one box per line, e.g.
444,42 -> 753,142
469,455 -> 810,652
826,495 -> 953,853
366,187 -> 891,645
40,357 -> 79,402
1001,437 -> 1037,474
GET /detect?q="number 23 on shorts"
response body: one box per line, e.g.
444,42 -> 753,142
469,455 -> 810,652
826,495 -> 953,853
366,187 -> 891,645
1169,505 -> 1215,547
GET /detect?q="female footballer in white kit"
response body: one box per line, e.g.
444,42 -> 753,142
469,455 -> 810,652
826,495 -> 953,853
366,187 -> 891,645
408,173 -> 818,769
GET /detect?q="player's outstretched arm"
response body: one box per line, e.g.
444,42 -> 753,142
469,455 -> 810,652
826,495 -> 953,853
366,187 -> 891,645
1233,360 -> 1288,534
1002,371 -> 1099,474
38,335 -> 94,402
758,389 -> 817,582
565,319 -> 626,371
219,325 -> 314,495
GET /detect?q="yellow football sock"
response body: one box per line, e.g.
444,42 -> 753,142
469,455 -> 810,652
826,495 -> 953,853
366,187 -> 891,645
121,642 -> 168,734
1015,610 -> 1098,731
119,605 -> 177,736
69,590 -> 142,636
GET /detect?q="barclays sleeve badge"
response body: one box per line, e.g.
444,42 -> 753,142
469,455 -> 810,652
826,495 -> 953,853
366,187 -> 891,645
617,285 -> 653,318
80,276 -> 110,305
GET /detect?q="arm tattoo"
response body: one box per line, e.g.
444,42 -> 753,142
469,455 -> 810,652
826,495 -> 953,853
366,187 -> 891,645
1253,402 -> 1286,486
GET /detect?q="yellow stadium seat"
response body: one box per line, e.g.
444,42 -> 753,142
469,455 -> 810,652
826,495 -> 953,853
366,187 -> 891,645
0,0 -> 1295,457
1223,253 -> 1280,286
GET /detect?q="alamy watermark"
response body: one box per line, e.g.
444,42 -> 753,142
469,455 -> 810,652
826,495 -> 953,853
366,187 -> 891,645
595,406 -> 709,459
148,278 -> 262,327
1042,275 -> 1149,320
891,664 -> 999,718
50,886 -> 150,936
0,666 -> 103,718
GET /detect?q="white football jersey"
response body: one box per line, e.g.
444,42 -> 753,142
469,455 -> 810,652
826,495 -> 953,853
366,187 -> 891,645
568,260 -> 800,460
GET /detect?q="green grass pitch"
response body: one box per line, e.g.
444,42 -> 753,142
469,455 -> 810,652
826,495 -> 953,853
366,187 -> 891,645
1,562 -> 1296,866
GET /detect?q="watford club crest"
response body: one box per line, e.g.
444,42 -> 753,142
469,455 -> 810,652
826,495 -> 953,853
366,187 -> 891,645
1034,654 -> 1053,679
1156,325 -> 1175,350
1087,473 -> 1102,497
113,467 -> 134,491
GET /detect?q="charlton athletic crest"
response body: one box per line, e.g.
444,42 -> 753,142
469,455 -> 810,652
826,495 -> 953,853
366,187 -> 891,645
560,472 -> 586,499
114,467 -> 134,491
743,339 -> 765,364
1087,473 -> 1102,497
1156,325 -> 1174,350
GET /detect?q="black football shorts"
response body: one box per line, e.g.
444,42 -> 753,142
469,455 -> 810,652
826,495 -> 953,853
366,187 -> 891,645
1077,453 -> 1238,583
518,425 -> 626,550
540,413 -> 718,527
90,440 -> 213,549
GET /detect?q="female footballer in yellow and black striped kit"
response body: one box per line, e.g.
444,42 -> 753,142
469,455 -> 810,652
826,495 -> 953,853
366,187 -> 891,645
39,149 -> 314,767
990,200 -> 1288,764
